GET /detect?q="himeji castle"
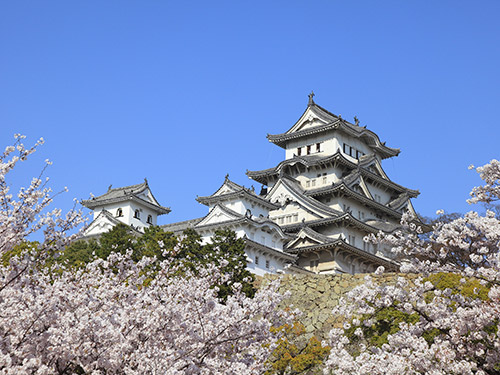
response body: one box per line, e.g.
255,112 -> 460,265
246,92 -> 419,274
82,93 -> 420,275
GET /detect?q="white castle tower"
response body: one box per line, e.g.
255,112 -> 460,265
246,93 -> 420,274
81,179 -> 170,236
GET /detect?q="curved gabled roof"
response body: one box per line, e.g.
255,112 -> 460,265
265,176 -> 343,218
243,237 -> 296,262
196,176 -> 278,210
194,204 -> 291,240
285,237 -> 398,270
285,226 -> 336,250
281,212 -> 382,234
81,180 -> 170,215
247,151 -> 420,197
267,99 -> 400,159
307,182 -> 409,220
247,152 -> 351,184
82,209 -> 143,238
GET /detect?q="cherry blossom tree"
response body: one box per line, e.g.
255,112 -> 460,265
0,134 -> 86,291
1,253 -> 288,374
0,135 -> 289,374
324,160 -> 500,375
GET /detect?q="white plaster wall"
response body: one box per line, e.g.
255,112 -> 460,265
246,249 -> 287,276
297,250 -> 377,275
297,252 -> 340,274
198,223 -> 285,252
92,203 -> 134,226
335,133 -> 372,162
85,218 -> 115,237
127,203 -> 158,230
294,167 -> 342,190
285,132 -> 336,159
284,131 -> 382,161
91,201 -> 158,232
225,200 -> 269,219
197,225 -> 289,276
269,202 -> 320,225
364,182 -> 392,206
336,199 -> 368,219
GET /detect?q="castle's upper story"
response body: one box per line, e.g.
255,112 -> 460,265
267,92 -> 400,164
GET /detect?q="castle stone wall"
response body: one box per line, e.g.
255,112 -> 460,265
260,273 -> 417,341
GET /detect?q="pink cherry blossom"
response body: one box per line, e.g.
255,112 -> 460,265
324,160 -> 500,375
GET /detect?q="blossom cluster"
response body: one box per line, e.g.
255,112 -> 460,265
0,134 -> 85,258
324,160 -> 500,375
1,254 -> 287,374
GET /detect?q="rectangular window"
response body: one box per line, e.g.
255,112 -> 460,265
278,217 -> 284,224
322,176 -> 327,184
265,259 -> 270,269
255,256 -> 259,265
311,179 -> 316,187
306,180 -> 310,188
316,143 -> 321,152
348,235 -> 356,246
286,216 -> 291,224
363,241 -> 368,251
293,214 -> 298,222
297,147 -> 301,156
309,260 -> 318,270
343,143 -> 348,154
306,145 -> 311,155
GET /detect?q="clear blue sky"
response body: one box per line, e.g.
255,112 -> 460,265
1,1 -> 499,227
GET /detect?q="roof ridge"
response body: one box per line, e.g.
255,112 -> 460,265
278,178 -> 342,216
108,181 -> 147,193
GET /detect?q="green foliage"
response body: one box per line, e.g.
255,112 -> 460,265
62,225 -> 255,299
425,272 -> 491,301
202,229 -> 255,299
96,223 -> 137,259
60,239 -> 100,268
266,321 -> 330,375
345,306 -> 420,349
61,223 -> 137,268
134,225 -> 177,262
1,241 -> 39,266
